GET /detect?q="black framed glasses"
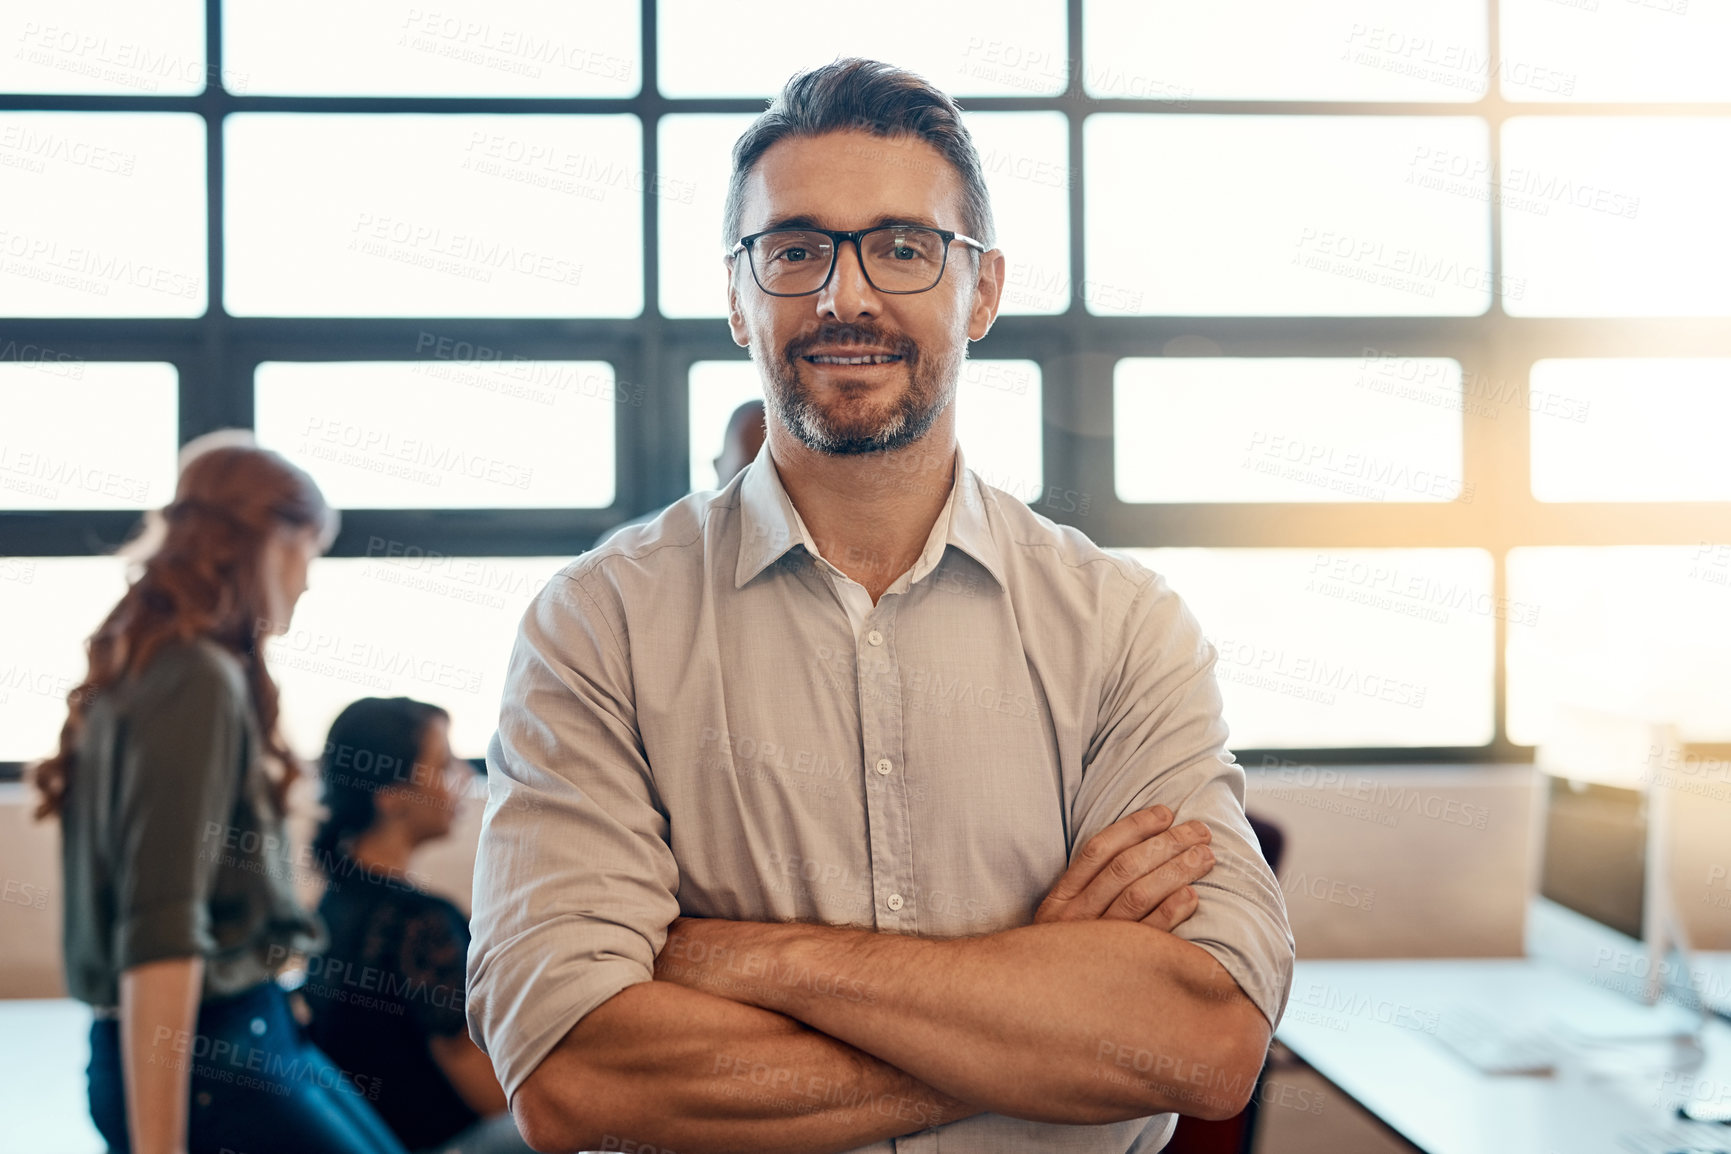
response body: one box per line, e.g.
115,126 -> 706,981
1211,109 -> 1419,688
728,225 -> 988,297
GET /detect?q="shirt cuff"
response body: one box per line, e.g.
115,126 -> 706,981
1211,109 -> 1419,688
114,899 -> 212,972
473,953 -> 654,1103
1188,934 -> 1294,1033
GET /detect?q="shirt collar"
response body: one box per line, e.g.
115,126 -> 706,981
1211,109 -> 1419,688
735,441 -> 1008,591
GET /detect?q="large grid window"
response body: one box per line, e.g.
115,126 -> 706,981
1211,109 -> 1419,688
3,0 -> 1729,770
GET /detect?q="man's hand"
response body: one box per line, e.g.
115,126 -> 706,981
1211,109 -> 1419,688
1034,805 -> 1214,930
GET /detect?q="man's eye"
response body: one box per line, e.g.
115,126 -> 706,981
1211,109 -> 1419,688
773,247 -> 810,263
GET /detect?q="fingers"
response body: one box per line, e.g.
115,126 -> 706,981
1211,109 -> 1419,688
1035,805 -> 1174,921
1140,885 -> 1200,932
1037,808 -> 1218,926
1102,840 -> 1214,922
1057,819 -> 1212,923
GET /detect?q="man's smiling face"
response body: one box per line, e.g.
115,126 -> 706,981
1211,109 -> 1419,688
726,129 -> 1002,456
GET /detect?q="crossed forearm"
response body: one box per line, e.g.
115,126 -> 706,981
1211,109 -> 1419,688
513,978 -> 977,1154
655,916 -> 1269,1124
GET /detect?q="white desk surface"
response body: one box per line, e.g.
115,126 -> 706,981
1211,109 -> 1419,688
7,965 -> 1730,1154
0,999 -> 104,1154
1276,958 -> 1731,1154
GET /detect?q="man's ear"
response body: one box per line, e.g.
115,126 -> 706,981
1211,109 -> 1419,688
726,259 -> 750,348
968,248 -> 1007,342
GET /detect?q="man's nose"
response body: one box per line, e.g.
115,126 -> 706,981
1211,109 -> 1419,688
813,238 -> 880,322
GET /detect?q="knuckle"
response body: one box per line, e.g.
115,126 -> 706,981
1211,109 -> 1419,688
1077,838 -> 1112,868
1106,853 -> 1142,884
1123,880 -> 1162,911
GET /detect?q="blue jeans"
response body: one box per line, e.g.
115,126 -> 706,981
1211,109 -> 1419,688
88,980 -> 409,1154
425,1112 -> 535,1154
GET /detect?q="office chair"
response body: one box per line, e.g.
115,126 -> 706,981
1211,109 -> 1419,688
1163,811 -> 1286,1154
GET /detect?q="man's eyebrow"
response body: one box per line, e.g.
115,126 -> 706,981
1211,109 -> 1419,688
759,213 -> 947,232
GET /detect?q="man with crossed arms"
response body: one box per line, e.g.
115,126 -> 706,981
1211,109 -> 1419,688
468,58 -> 1294,1154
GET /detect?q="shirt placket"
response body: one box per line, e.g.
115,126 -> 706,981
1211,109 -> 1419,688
869,590 -> 945,1154
855,594 -> 917,938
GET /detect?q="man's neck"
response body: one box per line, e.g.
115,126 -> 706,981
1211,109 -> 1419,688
768,425 -> 957,603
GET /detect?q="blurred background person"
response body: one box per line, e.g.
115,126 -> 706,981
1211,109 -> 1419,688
711,397 -> 768,487
594,397 -> 767,547
31,432 -> 406,1154
304,697 -> 529,1154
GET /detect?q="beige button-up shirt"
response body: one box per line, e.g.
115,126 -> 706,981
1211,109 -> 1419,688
468,445 -> 1294,1153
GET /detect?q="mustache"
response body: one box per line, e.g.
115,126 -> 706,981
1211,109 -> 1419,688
785,323 -> 917,361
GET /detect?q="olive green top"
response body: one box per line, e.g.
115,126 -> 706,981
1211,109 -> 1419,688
59,637 -> 325,1007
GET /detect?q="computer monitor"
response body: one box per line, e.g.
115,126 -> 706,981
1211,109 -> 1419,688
1526,710 -> 1678,1009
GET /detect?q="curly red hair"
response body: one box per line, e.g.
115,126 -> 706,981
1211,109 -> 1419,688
31,432 -> 337,820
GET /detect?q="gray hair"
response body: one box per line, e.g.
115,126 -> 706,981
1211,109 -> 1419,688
721,58 -> 997,252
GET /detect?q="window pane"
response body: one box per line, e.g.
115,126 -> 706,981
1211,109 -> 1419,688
659,115 -> 758,320
958,360 -> 1043,499
270,556 -> 568,758
3,1 -> 207,95
1085,116 -> 1494,316
254,361 -> 617,508
223,0 -> 639,97
1530,359 -> 1731,502
659,112 -> 1068,318
1084,0 -> 1487,102
1122,548 -> 1497,748
1502,117 -> 1731,317
1508,547 -> 1731,745
1115,358 -> 1464,503
686,360 -> 1042,500
1501,0 -> 1731,102
0,113 -> 206,317
689,361 -> 762,491
970,113 -> 1070,317
0,364 -> 177,509
0,557 -> 128,762
225,114 -> 641,318
657,0 -> 1067,97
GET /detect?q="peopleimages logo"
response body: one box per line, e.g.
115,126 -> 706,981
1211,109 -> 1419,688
1259,758 -> 1490,831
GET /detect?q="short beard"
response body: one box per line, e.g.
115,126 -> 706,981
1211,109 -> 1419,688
760,322 -> 961,456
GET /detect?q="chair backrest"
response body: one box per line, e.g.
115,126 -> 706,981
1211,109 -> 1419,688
1247,811 -> 1285,875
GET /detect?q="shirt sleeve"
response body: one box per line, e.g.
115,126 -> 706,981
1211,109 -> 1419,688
1072,570 -> 1295,1030
398,899 -> 471,1039
465,569 -> 681,1102
112,647 -> 248,973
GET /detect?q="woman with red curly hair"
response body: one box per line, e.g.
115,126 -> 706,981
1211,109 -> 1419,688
34,432 -> 408,1154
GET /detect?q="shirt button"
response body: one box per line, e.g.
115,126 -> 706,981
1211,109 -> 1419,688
867,629 -> 884,646
875,758 -> 893,776
887,893 -> 905,911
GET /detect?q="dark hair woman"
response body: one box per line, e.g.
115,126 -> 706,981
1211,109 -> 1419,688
32,431 -> 408,1154
303,698 -> 531,1154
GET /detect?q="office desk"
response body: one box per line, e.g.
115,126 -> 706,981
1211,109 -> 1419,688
0,998 -> 104,1154
1276,959 -> 1731,1154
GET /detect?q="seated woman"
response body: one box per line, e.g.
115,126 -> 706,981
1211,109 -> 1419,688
303,697 -> 530,1154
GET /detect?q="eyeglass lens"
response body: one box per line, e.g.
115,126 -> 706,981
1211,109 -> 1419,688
751,227 -> 947,294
